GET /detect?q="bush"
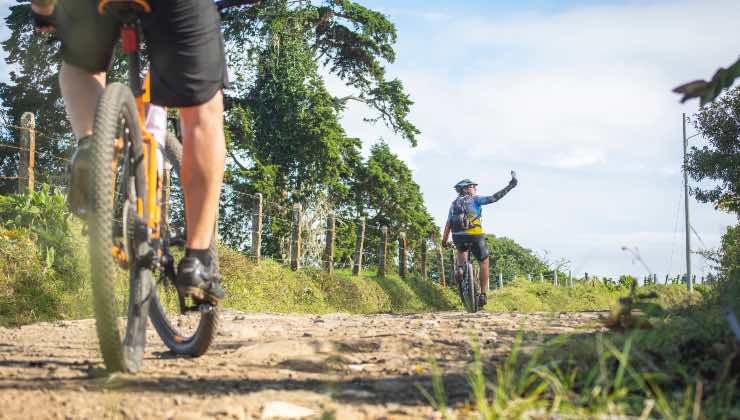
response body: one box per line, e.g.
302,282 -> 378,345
0,188 -> 90,326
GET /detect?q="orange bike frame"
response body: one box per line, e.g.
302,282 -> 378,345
121,24 -> 161,239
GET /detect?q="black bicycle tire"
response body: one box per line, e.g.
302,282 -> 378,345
472,262 -> 480,313
89,82 -> 152,373
148,132 -> 220,356
467,261 -> 478,313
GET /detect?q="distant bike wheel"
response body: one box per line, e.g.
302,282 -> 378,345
472,262 -> 481,313
458,262 -> 477,313
148,132 -> 219,356
88,82 -> 152,373
467,262 -> 478,313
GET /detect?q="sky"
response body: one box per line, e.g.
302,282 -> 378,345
325,0 -> 740,279
1,0 -> 738,279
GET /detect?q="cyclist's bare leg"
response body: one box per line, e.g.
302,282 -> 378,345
59,62 -> 105,139
456,250 -> 467,267
454,250 -> 467,283
178,90 -> 226,250
479,257 -> 490,292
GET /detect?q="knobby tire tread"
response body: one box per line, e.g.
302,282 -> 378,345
89,83 -> 146,373
149,132 -> 219,357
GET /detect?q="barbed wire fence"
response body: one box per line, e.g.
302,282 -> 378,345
1,114 -> 717,291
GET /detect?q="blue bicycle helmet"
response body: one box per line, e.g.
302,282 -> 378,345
454,179 -> 477,194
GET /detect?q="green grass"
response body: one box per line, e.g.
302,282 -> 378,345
219,246 -> 460,314
0,220 -> 92,326
420,279 -> 740,418
421,332 -> 739,419
0,232 -> 460,326
486,278 -> 698,312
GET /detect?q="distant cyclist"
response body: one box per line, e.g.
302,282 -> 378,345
30,0 -> 227,304
442,172 -> 518,307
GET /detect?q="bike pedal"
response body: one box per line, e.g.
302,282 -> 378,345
181,303 -> 214,313
197,303 -> 215,313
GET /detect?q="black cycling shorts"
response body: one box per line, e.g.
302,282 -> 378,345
452,233 -> 490,262
53,0 -> 228,107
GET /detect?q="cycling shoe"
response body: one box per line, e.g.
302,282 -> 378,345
67,136 -> 92,218
176,256 -> 224,304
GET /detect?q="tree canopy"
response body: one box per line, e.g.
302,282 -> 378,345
689,86 -> 740,216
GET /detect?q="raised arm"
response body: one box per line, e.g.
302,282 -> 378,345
481,171 -> 518,204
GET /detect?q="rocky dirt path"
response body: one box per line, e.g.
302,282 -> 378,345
0,311 -> 605,419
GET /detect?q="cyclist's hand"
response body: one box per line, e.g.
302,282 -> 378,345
30,3 -> 56,33
509,170 -> 518,187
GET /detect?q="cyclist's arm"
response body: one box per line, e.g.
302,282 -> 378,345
442,221 -> 451,246
478,180 -> 517,205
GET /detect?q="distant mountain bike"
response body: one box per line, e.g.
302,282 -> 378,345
455,243 -> 481,313
87,0 -> 218,373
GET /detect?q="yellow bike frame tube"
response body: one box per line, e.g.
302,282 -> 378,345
98,0 -> 152,15
134,73 -> 161,234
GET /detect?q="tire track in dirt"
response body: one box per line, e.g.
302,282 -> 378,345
0,311 -> 605,419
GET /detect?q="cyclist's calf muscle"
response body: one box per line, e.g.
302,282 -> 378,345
60,62 -> 105,140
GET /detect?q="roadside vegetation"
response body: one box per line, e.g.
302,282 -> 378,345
2,188 -> 738,416
486,279 -> 700,313
424,231 -> 740,418
0,188 -> 460,327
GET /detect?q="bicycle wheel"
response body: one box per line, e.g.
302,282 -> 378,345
471,262 -> 480,313
466,261 -> 478,313
457,263 -> 473,313
88,82 -> 153,373
148,132 -> 219,356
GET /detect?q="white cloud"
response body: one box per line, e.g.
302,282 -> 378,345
336,0 -> 739,277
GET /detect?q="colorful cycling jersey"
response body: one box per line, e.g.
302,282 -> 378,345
446,182 -> 516,236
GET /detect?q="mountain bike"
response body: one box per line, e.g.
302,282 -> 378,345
454,244 -> 481,313
87,0 -> 218,373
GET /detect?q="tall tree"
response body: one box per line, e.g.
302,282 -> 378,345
0,3 -> 70,193
355,141 -> 436,266
485,234 -> 548,284
689,86 -> 740,216
221,0 -> 420,145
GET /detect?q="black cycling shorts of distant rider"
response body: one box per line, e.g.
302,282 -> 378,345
52,0 -> 228,107
452,233 -> 490,262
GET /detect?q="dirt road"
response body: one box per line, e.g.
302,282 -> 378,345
0,311 -> 605,419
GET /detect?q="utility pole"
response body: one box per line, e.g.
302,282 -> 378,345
682,113 -> 692,293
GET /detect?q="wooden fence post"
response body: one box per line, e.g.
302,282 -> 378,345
324,213 -> 335,273
527,273 -> 532,282
18,112 -> 35,193
436,242 -> 445,287
498,272 -> 503,289
568,271 -> 572,287
377,226 -> 388,277
252,193 -> 263,261
539,273 -> 544,282
398,231 -> 407,278
352,218 -> 365,276
420,238 -> 428,281
554,270 -> 558,286
290,203 -> 302,271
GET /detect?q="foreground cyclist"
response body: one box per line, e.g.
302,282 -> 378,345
442,174 -> 518,307
31,0 -> 226,304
